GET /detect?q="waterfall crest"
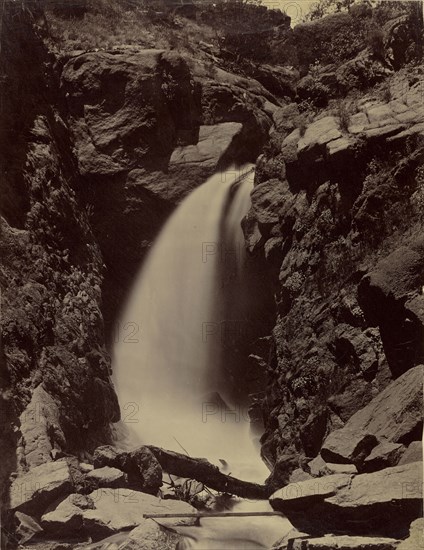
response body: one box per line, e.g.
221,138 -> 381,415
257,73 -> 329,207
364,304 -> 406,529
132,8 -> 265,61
113,165 -> 268,481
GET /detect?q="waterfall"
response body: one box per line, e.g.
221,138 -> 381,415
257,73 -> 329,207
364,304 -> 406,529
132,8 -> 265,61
113,165 -> 268,479
112,165 -> 292,548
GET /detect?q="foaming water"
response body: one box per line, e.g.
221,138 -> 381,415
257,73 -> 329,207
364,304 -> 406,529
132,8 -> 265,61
113,166 -> 291,546
174,500 -> 292,549
113,166 -> 268,479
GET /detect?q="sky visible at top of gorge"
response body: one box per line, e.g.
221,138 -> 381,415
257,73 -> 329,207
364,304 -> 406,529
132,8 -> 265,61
262,0 -> 424,26
262,0 -> 315,24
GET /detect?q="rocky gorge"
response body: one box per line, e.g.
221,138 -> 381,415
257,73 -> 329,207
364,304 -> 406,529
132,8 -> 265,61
0,0 -> 423,548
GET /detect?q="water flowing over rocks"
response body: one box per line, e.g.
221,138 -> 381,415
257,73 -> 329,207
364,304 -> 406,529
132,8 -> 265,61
146,446 -> 270,499
98,519 -> 183,550
0,1 -> 277,493
60,46 -> 275,337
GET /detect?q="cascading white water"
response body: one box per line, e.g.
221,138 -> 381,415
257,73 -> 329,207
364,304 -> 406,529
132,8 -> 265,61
113,165 -> 291,548
113,165 -> 266,475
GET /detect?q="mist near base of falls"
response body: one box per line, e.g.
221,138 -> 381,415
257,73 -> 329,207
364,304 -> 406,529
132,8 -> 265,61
112,166 -> 270,482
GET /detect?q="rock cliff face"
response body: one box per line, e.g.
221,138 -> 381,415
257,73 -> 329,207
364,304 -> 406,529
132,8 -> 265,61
1,1 -> 423,548
0,3 -> 120,487
0,0 -> 276,489
247,70 -> 424,489
59,47 -> 275,334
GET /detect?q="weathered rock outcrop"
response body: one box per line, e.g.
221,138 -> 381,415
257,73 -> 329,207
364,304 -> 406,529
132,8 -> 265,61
358,239 -> 424,377
10,460 -> 73,515
397,518 -> 424,550
41,488 -> 197,540
321,365 -> 423,465
93,445 -> 162,495
399,441 -> 423,465
281,84 -> 424,189
0,0 -> 277,491
0,2 -> 120,479
18,385 -> 65,469
60,47 -> 276,337
275,534 -> 401,550
251,70 -> 424,488
270,462 -> 423,538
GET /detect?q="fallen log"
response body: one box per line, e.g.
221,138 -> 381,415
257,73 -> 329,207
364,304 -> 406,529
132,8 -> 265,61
146,446 -> 271,499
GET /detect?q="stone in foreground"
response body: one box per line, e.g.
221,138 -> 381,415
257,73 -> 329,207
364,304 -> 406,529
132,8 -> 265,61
308,455 -> 358,477
397,518 -> 424,549
42,488 -> 197,541
15,511 -> 43,544
321,427 -> 378,465
10,459 -> 72,515
84,466 -> 127,488
360,441 -> 405,473
93,445 -> 162,494
321,366 -> 423,465
286,535 -> 400,549
398,441 -> 423,466
119,518 -> 183,549
270,462 -> 423,538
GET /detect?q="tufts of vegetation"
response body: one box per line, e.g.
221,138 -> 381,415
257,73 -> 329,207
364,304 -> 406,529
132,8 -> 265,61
336,100 -> 351,132
45,0 -> 216,52
297,115 -> 308,137
367,26 -> 386,60
291,12 -> 370,70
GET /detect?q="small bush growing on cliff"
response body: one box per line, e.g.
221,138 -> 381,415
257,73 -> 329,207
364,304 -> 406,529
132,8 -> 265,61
284,272 -> 305,297
263,133 -> 283,157
204,59 -> 218,79
202,2 -> 289,64
291,12 -> 370,70
412,163 -> 424,222
296,61 -> 332,108
297,118 -> 307,137
380,82 -> 392,102
367,26 -> 386,60
336,100 -> 351,132
45,0 -> 216,52
294,111 -> 315,137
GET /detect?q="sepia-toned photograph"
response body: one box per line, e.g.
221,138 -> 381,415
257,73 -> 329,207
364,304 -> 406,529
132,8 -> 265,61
0,0 -> 423,548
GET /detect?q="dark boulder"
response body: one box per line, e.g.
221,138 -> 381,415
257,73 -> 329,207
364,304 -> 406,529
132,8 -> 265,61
270,462 -> 423,538
321,365 -> 423,466
93,446 -> 162,495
